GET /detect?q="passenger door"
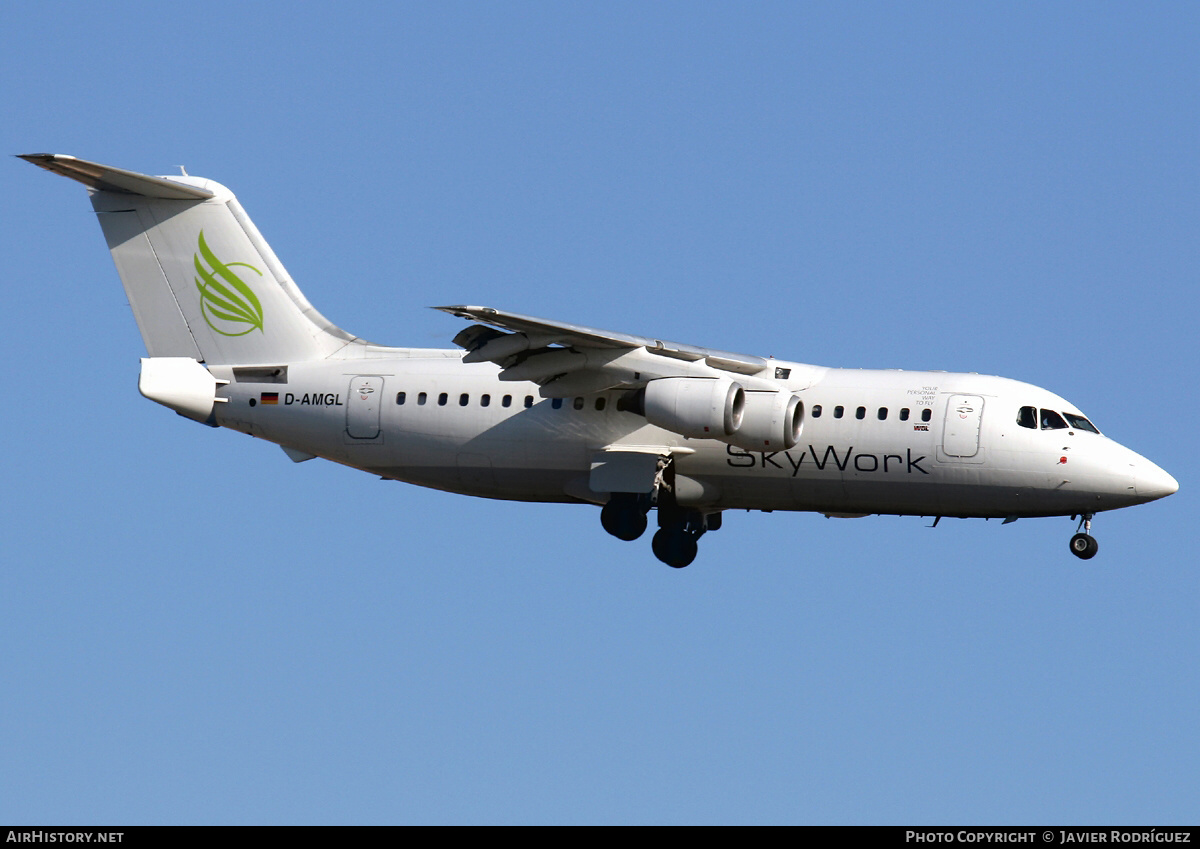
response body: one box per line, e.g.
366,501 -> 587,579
940,394 -> 984,461
346,375 -> 384,441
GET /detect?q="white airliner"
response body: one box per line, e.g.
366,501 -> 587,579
22,154 -> 1178,567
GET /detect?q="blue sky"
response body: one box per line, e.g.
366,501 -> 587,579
2,1 -> 1196,824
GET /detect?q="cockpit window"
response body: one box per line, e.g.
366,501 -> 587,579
1064,413 -> 1100,434
1017,406 -> 1037,429
1040,409 -> 1068,430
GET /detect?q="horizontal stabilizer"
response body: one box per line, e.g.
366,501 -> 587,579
19,154 -> 215,199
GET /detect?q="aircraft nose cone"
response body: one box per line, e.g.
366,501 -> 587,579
1134,461 -> 1179,501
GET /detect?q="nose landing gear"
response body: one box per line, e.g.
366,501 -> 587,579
1069,514 -> 1099,560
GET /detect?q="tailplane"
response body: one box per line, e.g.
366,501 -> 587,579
22,154 -> 361,365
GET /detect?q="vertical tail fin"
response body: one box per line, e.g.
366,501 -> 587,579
21,154 -> 361,365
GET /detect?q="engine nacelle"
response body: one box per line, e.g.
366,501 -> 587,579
643,377 -> 744,438
725,390 -> 803,451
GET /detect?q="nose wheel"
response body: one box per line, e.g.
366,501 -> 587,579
1069,514 -> 1099,560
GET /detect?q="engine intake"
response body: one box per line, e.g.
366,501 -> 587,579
726,390 -> 803,451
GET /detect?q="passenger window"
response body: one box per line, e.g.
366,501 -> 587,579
459,393 -> 469,407
812,405 -> 822,418
396,392 -> 406,405
438,392 -> 448,406
1040,409 -> 1068,430
418,392 -> 427,406
921,408 -> 931,422
834,406 -> 844,419
502,395 -> 512,408
573,397 -> 584,411
877,407 -> 887,420
481,394 -> 490,407
525,396 -> 534,409
1063,413 -> 1100,434
595,397 -> 606,411
552,398 -> 563,409
855,406 -> 866,420
899,408 -> 910,421
1017,406 -> 1037,429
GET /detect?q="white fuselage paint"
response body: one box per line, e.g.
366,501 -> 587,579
209,353 -> 1174,520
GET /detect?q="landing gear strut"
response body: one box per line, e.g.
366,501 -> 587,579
648,455 -> 719,568
1069,513 -> 1099,560
598,454 -> 720,568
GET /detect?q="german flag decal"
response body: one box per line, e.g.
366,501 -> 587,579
260,392 -> 279,405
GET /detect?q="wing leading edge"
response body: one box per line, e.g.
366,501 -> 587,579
434,305 -> 807,398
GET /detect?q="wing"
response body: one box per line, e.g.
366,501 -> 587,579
436,305 -> 819,452
435,305 -> 803,397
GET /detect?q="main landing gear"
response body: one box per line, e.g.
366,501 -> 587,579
600,493 -> 650,541
1069,513 -> 1099,560
651,510 -> 720,569
599,455 -> 721,568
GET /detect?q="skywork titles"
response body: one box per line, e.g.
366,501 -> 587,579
727,443 -> 929,475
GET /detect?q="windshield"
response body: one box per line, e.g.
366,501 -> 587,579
1063,413 -> 1100,434
1040,409 -> 1068,430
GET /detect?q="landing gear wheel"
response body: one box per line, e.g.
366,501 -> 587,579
652,528 -> 698,569
1069,533 -> 1099,560
601,499 -> 648,541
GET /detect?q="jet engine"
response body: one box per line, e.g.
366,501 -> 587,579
726,390 -> 803,451
642,377 -> 745,438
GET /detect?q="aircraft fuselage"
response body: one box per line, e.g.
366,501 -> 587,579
209,355 -> 1171,521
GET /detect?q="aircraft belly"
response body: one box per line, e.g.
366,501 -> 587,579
376,464 -> 578,503
374,422 -> 588,501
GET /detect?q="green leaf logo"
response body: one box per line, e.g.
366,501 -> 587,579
195,230 -> 264,336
